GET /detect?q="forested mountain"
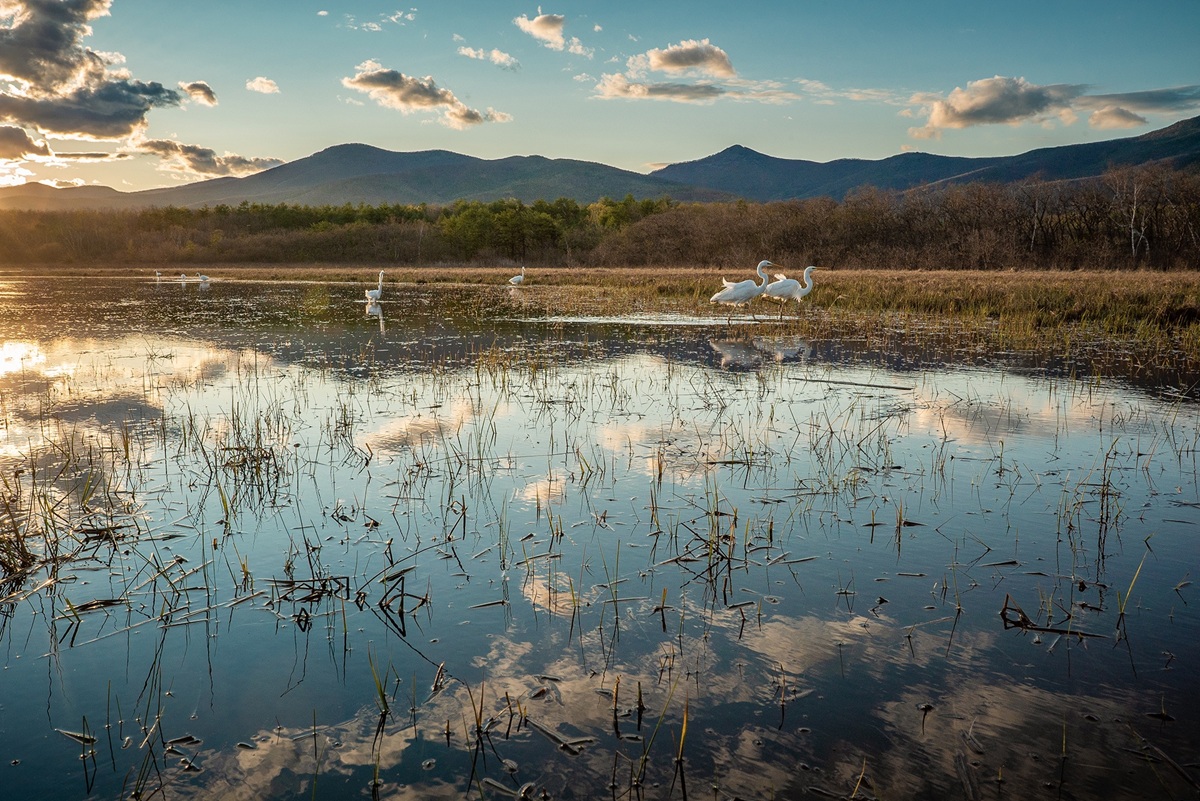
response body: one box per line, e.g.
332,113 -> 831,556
1,115 -> 1198,211
651,115 -> 1200,200
0,146 -> 731,211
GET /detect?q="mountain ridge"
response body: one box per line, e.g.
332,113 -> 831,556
650,115 -> 1200,200
2,115 -> 1198,211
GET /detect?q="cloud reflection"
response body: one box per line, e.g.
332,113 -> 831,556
361,398 -> 476,453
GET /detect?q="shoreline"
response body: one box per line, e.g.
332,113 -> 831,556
3,265 -> 1197,372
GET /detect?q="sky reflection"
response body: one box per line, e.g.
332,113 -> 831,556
0,277 -> 1196,801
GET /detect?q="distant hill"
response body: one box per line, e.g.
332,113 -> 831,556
651,115 -> 1200,201
0,145 -> 732,211
2,115 -> 1198,211
0,182 -> 132,211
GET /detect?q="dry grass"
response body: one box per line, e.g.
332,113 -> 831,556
8,263 -> 1200,371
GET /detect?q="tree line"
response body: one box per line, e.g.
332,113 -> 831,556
2,164 -> 1197,270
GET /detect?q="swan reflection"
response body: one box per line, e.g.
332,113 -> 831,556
365,300 -> 384,333
752,335 -> 811,362
709,337 -> 812,368
709,338 -> 761,368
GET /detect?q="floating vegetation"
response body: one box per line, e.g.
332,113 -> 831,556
0,276 -> 1196,800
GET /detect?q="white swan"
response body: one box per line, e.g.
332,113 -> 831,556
763,266 -> 815,316
365,270 -> 384,302
710,260 -> 773,309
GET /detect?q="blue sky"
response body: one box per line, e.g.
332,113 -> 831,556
2,1 -> 1198,192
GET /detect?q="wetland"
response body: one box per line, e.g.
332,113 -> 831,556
0,270 -> 1197,800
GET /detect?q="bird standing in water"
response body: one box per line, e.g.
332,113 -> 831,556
762,266 -> 816,317
365,271 -> 384,302
710,260 -> 774,316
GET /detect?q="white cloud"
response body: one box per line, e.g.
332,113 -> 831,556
246,76 -> 280,94
644,38 -> 734,78
341,8 -> 416,31
0,164 -> 34,187
341,61 -> 511,129
595,73 -> 725,103
595,38 -> 800,105
458,46 -> 520,70
906,76 -> 1200,139
511,9 -> 592,57
386,9 -> 417,24
927,76 -> 1084,128
567,38 -> 593,58
514,11 -> 566,50
1088,106 -> 1148,129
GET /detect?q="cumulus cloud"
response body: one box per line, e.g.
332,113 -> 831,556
639,38 -> 734,78
179,80 -> 217,106
0,165 -> 33,187
595,38 -> 797,105
245,76 -> 280,94
513,9 -> 592,57
0,124 -> 51,158
925,76 -> 1085,130
514,10 -> 565,49
0,0 -> 112,90
341,61 -> 511,129
0,0 -> 183,140
1087,106 -> 1147,129
0,125 -> 51,159
135,138 -> 283,177
0,80 -> 181,139
595,73 -> 725,103
908,76 -> 1200,138
458,46 -> 520,70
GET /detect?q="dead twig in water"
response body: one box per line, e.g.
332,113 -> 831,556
1000,594 -> 1107,639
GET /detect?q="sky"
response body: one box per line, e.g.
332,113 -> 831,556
1,0 -> 1199,193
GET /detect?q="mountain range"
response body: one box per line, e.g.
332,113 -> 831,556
3,115 -> 1198,212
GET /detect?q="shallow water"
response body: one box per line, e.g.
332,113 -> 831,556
1,276 -> 1198,800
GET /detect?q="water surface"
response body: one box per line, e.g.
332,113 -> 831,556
0,276 -> 1197,800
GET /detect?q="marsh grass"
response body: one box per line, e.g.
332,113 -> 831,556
16,263 -> 1200,383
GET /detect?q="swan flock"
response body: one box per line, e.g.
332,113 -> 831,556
710,260 -> 815,312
